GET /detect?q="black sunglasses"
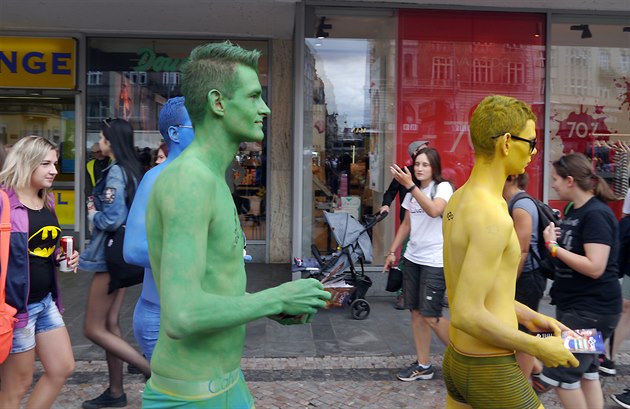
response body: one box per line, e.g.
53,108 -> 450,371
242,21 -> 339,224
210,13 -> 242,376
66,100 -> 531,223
492,132 -> 537,154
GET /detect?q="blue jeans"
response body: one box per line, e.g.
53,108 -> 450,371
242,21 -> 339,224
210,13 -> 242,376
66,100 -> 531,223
11,293 -> 65,353
133,297 -> 160,362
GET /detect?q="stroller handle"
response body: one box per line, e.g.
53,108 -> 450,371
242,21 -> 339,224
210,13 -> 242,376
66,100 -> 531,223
364,210 -> 388,229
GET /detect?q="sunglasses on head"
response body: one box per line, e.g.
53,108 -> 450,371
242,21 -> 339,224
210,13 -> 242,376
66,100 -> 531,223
102,117 -> 120,128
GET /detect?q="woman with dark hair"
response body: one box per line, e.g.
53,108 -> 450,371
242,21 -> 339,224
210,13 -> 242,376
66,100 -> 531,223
79,118 -> 149,409
0,136 -> 79,408
383,146 -> 453,382
536,153 -> 621,409
154,141 -> 168,166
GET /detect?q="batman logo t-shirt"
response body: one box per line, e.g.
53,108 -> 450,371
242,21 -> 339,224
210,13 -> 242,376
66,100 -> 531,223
27,207 -> 61,303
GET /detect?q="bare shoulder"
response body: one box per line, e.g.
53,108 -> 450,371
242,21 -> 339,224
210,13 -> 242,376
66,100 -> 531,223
445,185 -> 512,230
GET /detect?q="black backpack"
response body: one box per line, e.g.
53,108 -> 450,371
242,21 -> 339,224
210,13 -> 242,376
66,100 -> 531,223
508,192 -> 561,280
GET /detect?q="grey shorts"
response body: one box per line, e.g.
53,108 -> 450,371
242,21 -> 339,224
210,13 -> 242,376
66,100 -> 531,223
402,258 -> 446,317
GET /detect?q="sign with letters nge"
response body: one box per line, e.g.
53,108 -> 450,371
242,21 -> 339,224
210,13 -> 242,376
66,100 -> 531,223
0,37 -> 77,89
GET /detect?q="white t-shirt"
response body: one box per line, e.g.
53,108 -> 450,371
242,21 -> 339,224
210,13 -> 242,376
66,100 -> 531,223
402,181 -> 453,267
623,188 -> 630,216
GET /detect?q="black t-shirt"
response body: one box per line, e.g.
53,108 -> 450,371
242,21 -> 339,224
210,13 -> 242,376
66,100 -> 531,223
550,197 -> 621,315
27,207 -> 61,303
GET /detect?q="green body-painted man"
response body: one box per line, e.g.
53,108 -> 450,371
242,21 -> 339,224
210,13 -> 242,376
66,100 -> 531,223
143,42 -> 331,408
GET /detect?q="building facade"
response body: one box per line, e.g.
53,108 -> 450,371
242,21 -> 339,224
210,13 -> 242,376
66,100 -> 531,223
1,0 -> 629,264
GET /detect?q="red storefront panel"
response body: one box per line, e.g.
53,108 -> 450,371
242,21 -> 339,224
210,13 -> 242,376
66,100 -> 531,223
397,10 -> 546,201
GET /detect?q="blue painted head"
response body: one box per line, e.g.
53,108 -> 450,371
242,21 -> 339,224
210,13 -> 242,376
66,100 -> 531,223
157,96 -> 195,158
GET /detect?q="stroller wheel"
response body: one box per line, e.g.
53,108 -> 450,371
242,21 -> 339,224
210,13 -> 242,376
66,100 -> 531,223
350,299 -> 370,320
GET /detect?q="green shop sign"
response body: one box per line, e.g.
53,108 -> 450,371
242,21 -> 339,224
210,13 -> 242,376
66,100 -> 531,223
132,47 -> 188,72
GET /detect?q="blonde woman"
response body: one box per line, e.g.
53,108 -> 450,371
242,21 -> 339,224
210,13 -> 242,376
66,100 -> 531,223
0,136 -> 79,409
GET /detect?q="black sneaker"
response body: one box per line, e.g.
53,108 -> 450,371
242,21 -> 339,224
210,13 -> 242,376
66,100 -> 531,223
599,354 -> 616,376
397,361 -> 434,381
127,363 -> 142,374
82,388 -> 127,409
612,389 -> 630,409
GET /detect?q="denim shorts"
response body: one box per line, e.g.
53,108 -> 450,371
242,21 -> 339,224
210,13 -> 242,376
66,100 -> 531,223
133,296 -> 161,362
10,293 -> 65,354
402,258 -> 446,317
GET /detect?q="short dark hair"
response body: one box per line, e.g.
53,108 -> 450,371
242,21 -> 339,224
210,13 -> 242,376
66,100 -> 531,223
181,41 -> 261,125
158,97 -> 189,147
470,95 -> 536,158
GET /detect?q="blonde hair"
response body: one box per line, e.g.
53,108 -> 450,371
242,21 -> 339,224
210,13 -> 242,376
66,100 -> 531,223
0,136 -> 58,210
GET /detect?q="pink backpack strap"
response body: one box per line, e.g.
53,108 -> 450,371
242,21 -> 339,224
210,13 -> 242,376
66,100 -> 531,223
0,190 -> 11,304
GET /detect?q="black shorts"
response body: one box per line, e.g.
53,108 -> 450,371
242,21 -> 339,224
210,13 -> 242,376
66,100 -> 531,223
540,309 -> 620,389
402,258 -> 446,317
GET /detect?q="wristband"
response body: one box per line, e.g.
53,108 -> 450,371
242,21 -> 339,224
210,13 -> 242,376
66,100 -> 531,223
550,243 -> 559,258
386,252 -> 395,257
408,185 -> 417,193
545,240 -> 557,249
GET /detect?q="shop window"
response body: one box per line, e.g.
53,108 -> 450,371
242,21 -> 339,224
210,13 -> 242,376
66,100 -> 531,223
398,9 -> 547,209
86,38 -> 270,242
548,22 -> 630,217
302,12 -> 397,259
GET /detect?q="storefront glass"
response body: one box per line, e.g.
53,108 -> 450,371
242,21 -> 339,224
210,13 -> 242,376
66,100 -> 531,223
398,10 -> 547,197
302,9 -> 547,264
0,96 -> 76,227
548,21 -> 630,216
86,38 -> 269,240
302,11 -> 398,260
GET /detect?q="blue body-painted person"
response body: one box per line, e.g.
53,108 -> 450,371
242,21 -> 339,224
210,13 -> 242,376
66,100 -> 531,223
123,96 -> 195,362
79,118 -> 149,409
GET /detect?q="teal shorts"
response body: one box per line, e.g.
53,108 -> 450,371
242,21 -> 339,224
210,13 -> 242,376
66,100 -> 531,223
142,368 -> 254,408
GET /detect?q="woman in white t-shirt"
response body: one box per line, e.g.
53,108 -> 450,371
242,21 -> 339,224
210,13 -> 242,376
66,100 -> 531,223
383,146 -> 454,382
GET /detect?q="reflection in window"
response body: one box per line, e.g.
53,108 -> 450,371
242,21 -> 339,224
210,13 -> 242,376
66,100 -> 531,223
87,71 -> 102,85
549,22 -> 630,205
600,51 -> 610,70
432,56 -> 452,81
122,71 -> 147,85
507,62 -> 524,84
473,59 -> 492,83
162,72 -> 180,85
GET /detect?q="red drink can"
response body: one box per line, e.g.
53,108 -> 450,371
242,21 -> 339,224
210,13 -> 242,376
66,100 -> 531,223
59,236 -> 74,273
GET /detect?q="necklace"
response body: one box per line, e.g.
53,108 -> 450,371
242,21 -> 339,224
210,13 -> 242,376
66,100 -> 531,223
19,195 -> 44,211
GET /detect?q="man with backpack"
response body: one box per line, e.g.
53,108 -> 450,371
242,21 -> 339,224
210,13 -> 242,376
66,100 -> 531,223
504,173 -> 550,381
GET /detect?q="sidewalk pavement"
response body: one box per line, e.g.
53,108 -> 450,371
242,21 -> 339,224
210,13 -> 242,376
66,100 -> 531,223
26,264 -> 630,408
